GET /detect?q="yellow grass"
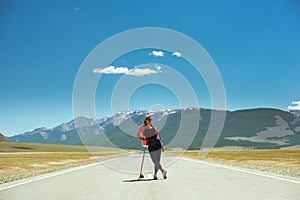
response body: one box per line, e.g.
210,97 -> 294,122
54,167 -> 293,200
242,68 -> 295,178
186,149 -> 299,165
166,149 -> 300,177
0,142 -> 116,152
0,142 -> 133,184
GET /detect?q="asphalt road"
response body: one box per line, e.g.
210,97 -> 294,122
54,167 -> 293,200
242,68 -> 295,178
0,154 -> 299,200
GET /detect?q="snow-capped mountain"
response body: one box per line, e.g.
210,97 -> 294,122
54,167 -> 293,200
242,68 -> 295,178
10,117 -> 100,144
9,108 -> 300,149
289,110 -> 300,117
9,109 -> 179,145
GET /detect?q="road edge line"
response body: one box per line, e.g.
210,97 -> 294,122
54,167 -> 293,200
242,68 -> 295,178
0,157 -> 122,191
181,157 -> 300,184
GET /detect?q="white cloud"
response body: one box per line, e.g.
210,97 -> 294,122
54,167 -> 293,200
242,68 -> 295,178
172,51 -> 182,57
93,65 -> 161,76
288,101 -> 300,110
93,66 -> 128,74
127,68 -> 158,76
149,51 -> 164,57
155,65 -> 162,71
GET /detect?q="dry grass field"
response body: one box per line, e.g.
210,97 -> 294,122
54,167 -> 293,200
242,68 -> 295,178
0,142 -> 132,184
166,149 -> 300,178
2,142 -> 300,184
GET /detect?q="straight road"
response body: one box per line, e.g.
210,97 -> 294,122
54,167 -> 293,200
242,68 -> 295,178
0,155 -> 299,200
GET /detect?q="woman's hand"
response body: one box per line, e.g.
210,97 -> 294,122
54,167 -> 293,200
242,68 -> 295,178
162,145 -> 165,152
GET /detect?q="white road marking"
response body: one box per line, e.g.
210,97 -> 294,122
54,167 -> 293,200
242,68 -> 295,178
0,157 -> 122,191
182,157 -> 300,184
1,156 -> 299,192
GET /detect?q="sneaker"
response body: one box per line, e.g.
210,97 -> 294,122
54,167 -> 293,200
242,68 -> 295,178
153,174 -> 158,180
162,170 -> 167,179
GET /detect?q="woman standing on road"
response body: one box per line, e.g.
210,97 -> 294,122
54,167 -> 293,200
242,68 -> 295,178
136,116 -> 167,180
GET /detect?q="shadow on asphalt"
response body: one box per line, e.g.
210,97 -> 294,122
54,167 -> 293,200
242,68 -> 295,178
123,178 -> 163,182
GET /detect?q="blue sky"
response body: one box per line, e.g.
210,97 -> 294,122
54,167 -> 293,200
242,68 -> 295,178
0,0 -> 299,136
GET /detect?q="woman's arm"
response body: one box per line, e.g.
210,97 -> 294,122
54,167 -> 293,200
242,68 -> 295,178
135,126 -> 145,139
155,128 -> 162,143
155,129 -> 165,152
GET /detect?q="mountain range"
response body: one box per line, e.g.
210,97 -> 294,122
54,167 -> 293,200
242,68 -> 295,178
9,108 -> 300,150
289,109 -> 300,117
0,133 -> 12,142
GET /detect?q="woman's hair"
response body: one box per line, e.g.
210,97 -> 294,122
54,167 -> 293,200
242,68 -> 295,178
144,116 -> 152,126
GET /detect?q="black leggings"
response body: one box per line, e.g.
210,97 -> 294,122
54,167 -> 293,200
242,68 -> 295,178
148,139 -> 162,171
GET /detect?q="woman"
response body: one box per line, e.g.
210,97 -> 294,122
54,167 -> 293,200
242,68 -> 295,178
136,116 -> 167,180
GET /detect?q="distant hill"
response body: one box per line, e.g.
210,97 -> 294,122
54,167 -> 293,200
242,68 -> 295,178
0,141 -> 117,153
290,110 -> 300,117
0,133 -> 12,142
9,108 -> 300,150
